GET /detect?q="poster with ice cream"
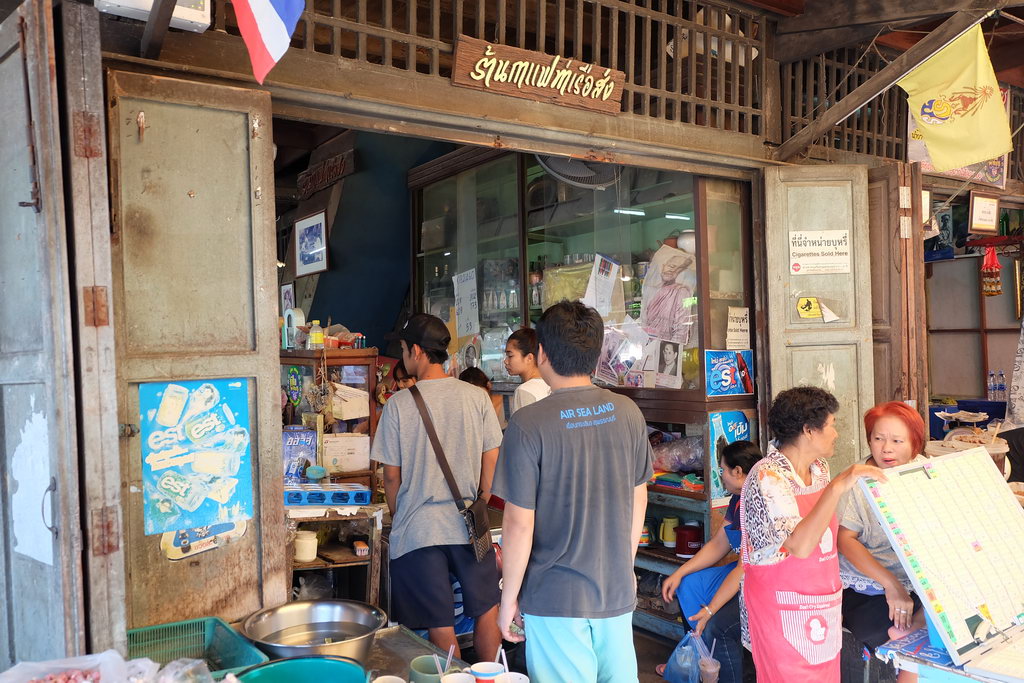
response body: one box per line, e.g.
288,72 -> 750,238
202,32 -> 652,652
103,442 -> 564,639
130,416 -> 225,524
140,378 -> 254,535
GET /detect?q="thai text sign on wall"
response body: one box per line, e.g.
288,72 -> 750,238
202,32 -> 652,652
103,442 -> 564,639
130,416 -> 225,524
452,35 -> 626,115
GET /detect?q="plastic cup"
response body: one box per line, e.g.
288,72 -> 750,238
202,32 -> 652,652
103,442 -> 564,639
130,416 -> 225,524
699,657 -> 720,683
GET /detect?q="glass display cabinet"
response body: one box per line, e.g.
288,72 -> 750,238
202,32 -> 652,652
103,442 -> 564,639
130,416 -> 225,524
410,149 -> 757,639
410,149 -> 753,400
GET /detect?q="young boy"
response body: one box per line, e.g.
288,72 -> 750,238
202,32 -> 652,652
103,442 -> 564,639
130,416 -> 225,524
493,301 -> 653,682
504,328 -> 550,414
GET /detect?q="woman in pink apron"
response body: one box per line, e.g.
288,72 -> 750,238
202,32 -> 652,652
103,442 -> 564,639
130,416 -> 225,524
740,387 -> 885,682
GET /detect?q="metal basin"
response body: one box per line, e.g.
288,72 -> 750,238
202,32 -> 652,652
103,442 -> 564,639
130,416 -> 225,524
242,600 -> 387,663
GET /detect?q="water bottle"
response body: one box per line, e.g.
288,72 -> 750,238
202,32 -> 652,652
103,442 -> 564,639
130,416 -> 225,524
307,320 -> 324,349
988,371 -> 997,401
997,371 -> 1007,401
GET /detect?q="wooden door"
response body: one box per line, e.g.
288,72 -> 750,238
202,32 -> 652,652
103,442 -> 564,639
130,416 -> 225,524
0,0 -> 85,663
765,166 -> 874,471
868,163 -> 928,412
107,71 -> 286,626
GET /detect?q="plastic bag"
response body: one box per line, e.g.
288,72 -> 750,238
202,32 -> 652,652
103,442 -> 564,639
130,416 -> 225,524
156,660 -> 214,683
653,436 -> 703,473
126,659 -> 160,683
0,650 -> 127,683
663,632 -> 701,683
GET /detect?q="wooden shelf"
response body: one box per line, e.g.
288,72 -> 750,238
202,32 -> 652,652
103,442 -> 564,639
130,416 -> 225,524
647,484 -> 706,501
637,543 -> 692,567
293,542 -> 370,571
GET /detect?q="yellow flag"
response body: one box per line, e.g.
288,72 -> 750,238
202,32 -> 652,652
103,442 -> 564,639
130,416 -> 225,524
898,25 -> 1012,172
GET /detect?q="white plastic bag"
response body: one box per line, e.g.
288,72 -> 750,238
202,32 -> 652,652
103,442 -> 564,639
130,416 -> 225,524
0,650 -> 127,683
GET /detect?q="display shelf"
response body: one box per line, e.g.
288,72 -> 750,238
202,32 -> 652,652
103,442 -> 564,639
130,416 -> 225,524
647,484 -> 706,502
293,542 -> 370,571
636,544 -> 691,574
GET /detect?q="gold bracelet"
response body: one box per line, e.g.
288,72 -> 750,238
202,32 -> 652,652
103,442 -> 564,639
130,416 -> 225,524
703,605 -> 714,617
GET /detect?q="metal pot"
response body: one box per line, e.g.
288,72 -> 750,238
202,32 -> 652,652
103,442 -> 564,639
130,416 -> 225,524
242,600 -> 387,663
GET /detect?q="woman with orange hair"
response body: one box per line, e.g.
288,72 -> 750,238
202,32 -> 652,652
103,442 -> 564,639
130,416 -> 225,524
838,401 -> 927,680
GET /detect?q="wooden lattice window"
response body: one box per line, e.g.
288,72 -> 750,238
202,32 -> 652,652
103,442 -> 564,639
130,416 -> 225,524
781,45 -> 906,160
215,0 -> 766,134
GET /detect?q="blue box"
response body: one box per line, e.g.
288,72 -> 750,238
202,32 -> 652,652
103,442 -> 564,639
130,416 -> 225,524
284,483 -> 370,507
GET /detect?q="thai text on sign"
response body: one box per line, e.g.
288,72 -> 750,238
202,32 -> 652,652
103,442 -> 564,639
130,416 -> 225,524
452,35 -> 626,115
788,229 -> 851,276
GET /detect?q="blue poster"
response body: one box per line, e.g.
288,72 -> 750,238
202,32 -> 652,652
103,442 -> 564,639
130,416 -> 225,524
140,378 -> 254,535
705,349 -> 755,397
709,411 -> 752,506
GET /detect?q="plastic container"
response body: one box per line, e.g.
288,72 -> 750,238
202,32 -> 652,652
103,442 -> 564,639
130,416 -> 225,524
237,656 -> 368,682
308,320 -> 324,349
126,617 -> 267,680
294,529 -> 319,563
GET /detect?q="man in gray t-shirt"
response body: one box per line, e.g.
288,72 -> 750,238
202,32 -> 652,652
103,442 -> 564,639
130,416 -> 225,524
371,314 -> 503,662
493,301 -> 653,683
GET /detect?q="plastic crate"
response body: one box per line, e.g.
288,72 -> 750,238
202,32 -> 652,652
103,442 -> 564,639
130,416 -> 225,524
127,617 -> 267,680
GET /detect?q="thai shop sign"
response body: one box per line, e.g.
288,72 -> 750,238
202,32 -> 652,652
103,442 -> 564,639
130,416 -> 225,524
140,378 -> 254,535
452,35 -> 626,115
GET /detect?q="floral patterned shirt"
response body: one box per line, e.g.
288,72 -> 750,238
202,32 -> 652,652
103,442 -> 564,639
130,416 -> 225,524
739,443 -> 831,566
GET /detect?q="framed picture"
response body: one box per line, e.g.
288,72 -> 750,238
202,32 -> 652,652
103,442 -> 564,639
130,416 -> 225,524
969,191 -> 1000,236
280,282 -> 295,313
294,211 -> 328,276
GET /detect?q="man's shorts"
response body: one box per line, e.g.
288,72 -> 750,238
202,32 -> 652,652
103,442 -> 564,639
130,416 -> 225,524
389,544 -> 500,629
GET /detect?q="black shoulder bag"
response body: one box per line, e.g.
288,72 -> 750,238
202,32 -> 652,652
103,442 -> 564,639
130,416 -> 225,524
408,385 -> 492,562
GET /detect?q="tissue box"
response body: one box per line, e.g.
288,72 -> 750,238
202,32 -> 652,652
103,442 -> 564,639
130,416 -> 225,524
322,434 -> 370,473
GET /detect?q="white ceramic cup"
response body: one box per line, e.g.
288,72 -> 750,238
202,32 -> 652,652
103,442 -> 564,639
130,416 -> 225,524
495,674 -> 529,683
440,674 -> 475,683
373,677 -> 408,683
461,662 -> 505,682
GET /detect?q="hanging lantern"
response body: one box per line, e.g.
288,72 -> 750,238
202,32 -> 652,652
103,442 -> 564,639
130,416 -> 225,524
982,247 -> 1003,296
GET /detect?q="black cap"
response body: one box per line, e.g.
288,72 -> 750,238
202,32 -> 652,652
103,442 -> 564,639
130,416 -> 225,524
384,313 -> 451,352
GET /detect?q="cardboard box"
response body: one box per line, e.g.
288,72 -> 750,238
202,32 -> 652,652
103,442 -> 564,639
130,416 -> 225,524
322,433 -> 370,473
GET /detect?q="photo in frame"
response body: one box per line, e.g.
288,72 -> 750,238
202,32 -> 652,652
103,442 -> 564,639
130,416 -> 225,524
280,282 -> 295,314
969,191 -> 1000,236
294,211 -> 329,276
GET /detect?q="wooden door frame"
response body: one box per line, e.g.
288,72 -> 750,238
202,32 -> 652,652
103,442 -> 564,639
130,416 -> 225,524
59,1 -> 126,653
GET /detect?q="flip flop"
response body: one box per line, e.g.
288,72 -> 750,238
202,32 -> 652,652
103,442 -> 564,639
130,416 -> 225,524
656,663 -> 667,677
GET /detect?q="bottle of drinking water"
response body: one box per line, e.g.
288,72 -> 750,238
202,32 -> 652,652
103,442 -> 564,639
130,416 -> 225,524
997,370 -> 1007,401
988,371 -> 997,401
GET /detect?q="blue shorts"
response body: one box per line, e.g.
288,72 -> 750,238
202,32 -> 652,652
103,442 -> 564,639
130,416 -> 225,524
522,612 -> 637,683
676,562 -> 735,628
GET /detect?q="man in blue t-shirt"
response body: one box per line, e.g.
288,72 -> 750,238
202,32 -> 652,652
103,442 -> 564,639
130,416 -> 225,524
492,301 -> 653,682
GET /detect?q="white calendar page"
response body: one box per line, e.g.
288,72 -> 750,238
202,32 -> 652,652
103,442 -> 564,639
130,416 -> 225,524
858,447 -> 1024,666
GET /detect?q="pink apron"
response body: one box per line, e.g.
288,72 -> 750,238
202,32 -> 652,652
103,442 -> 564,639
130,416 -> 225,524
744,486 -> 842,682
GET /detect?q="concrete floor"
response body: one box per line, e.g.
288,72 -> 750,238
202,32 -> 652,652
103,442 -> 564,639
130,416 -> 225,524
634,629 -> 676,682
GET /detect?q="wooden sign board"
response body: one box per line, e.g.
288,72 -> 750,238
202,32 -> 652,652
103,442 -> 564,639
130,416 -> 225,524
452,35 -> 625,115
297,148 -> 355,200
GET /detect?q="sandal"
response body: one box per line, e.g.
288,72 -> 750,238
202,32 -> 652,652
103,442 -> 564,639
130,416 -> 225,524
656,663 -> 667,677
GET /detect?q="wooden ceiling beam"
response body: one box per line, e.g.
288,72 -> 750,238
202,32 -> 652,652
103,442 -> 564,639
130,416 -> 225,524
778,0 -> 1024,35
774,21 -> 918,63
774,6 -> 1004,161
139,0 -> 176,60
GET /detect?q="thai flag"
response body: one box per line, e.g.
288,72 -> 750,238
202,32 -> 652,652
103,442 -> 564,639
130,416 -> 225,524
232,0 -> 304,84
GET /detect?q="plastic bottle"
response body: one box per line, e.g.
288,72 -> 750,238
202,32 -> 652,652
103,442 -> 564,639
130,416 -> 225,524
988,371 -> 997,401
307,320 -> 324,349
997,370 -> 1007,401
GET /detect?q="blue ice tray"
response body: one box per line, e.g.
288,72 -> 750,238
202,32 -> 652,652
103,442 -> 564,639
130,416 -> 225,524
284,483 -> 371,506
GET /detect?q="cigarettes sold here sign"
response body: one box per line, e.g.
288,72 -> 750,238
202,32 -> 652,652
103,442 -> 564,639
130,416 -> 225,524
788,230 -> 851,276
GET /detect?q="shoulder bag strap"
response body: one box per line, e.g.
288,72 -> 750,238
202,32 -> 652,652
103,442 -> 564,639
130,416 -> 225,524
408,384 -> 468,511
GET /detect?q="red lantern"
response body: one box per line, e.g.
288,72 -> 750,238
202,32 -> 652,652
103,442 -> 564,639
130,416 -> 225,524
982,247 -> 1003,296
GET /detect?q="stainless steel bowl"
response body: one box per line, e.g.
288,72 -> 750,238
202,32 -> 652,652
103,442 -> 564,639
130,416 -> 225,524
242,600 -> 387,663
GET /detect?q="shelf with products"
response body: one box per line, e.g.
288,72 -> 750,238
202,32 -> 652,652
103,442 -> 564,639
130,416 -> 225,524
411,150 -> 755,400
